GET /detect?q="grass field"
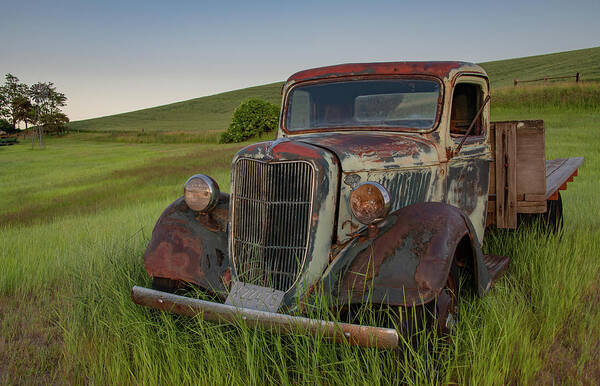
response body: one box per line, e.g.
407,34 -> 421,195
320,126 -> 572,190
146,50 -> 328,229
2,81 -> 599,384
68,46 -> 600,140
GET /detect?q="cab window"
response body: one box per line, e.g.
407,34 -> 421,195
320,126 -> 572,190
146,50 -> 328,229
450,83 -> 483,137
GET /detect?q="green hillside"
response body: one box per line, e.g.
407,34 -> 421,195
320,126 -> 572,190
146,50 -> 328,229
69,82 -> 284,133
481,46 -> 600,88
70,46 -> 600,134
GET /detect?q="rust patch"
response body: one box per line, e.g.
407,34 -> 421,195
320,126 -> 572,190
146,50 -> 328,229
222,268 -> 232,289
298,132 -> 433,159
272,140 -> 322,159
338,202 -> 487,307
144,197 -> 230,295
287,61 -> 478,83
144,223 -> 206,283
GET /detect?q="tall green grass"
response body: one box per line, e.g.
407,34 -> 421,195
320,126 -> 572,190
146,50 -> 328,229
2,84 -> 599,384
492,81 -> 600,111
2,197 -> 597,383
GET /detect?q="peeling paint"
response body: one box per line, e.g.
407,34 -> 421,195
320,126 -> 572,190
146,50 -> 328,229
142,61 -> 503,319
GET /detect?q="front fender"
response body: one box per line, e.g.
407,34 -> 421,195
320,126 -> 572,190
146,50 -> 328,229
144,195 -> 231,297
322,202 -> 492,307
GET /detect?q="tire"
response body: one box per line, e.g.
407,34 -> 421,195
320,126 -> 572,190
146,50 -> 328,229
393,260 -> 460,342
152,277 -> 179,293
545,193 -> 564,232
518,193 -> 563,233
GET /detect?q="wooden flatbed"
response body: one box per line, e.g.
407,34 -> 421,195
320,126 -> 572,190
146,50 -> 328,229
545,157 -> 584,200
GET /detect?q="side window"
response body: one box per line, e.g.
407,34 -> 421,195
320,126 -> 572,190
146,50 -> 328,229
450,83 -> 483,137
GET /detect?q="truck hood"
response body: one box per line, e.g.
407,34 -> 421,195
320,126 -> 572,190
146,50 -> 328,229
293,132 -> 440,172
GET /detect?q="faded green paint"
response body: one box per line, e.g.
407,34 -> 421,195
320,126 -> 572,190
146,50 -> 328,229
142,62 -> 501,314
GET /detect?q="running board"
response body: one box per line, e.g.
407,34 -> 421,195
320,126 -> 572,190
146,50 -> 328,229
483,254 -> 510,285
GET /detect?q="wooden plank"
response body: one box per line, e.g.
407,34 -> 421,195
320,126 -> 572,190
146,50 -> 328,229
494,122 -> 517,228
515,121 -> 545,201
486,199 -> 496,227
488,123 -> 496,197
517,201 -> 547,213
506,126 -> 517,228
494,122 -> 505,227
545,157 -> 585,199
545,158 -> 568,177
524,193 -> 546,202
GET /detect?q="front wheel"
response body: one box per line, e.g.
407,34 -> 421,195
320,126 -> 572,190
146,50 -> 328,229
152,277 -> 180,293
394,261 -> 460,340
435,262 -> 459,334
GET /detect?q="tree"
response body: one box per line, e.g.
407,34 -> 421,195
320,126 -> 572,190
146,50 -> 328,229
29,81 -> 68,147
12,95 -> 33,132
1,74 -> 28,129
0,89 -> 9,121
0,74 -> 69,147
41,111 -> 69,135
220,99 -> 280,143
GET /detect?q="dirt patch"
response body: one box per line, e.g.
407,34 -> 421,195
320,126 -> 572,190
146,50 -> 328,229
0,294 -> 65,384
536,281 -> 600,384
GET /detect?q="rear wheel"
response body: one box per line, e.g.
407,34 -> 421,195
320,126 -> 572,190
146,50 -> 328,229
518,193 -> 563,233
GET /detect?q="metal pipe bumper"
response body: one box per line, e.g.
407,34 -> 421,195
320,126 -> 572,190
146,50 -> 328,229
131,286 -> 399,349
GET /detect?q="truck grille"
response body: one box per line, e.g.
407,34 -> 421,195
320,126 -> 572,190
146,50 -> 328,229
231,159 -> 314,292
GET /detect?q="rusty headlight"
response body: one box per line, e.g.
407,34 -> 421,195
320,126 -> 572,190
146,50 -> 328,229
184,174 -> 220,212
349,182 -> 391,225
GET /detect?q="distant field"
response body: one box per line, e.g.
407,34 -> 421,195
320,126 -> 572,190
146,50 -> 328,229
2,83 -> 599,383
482,46 -> 600,88
68,46 -> 600,138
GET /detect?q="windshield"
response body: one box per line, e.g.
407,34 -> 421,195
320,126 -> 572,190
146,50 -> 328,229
285,79 -> 441,132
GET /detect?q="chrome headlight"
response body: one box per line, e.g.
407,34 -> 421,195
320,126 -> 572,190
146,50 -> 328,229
184,174 -> 220,212
349,182 -> 391,225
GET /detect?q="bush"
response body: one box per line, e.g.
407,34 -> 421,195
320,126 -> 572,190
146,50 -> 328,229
0,118 -> 12,133
220,99 -> 279,143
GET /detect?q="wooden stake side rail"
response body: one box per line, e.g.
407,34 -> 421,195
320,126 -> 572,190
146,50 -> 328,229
489,120 -> 584,229
493,122 -> 517,228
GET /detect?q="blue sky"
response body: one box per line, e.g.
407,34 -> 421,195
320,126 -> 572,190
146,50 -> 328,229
1,0 -> 598,120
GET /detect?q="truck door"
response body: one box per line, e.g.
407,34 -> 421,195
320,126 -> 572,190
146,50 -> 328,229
446,76 -> 492,243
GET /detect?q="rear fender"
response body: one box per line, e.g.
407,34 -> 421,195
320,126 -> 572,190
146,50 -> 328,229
323,202 -> 492,307
144,195 -> 231,297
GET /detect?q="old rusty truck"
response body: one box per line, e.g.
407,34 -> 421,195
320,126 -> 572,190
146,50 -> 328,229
131,62 -> 584,349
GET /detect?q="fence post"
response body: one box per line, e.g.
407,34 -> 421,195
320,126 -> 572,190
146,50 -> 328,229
576,72 -> 580,83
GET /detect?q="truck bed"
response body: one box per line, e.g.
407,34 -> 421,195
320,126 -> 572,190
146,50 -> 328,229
489,120 -> 584,228
545,157 -> 584,200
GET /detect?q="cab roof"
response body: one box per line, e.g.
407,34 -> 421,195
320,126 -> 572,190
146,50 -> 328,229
286,61 -> 487,84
